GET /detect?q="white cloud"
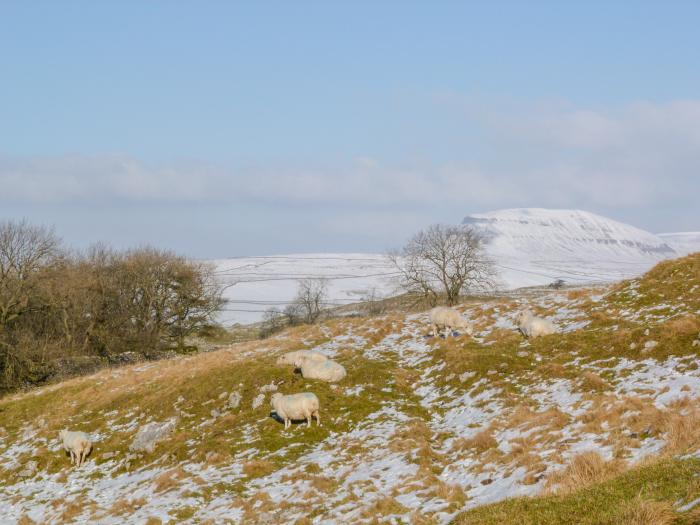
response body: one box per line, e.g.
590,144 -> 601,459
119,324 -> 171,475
1,99 -> 698,225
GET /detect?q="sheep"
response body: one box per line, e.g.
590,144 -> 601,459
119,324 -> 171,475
429,306 -> 473,338
299,358 -> 346,383
276,350 -> 328,368
516,310 -> 557,338
59,429 -> 92,468
270,392 -> 321,429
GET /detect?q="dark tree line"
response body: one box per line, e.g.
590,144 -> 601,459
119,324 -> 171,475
0,220 -> 224,393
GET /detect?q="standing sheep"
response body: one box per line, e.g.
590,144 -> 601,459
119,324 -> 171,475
516,310 -> 557,338
429,307 -> 473,338
300,358 -> 346,382
270,392 -> 321,429
276,350 -> 328,368
59,429 -> 92,468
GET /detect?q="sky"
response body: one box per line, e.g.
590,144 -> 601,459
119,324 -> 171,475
1,1 -> 699,257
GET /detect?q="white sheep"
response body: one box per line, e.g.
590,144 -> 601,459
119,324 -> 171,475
299,358 -> 346,383
429,306 -> 473,338
276,350 -> 328,368
270,392 -> 321,429
59,429 -> 92,468
516,310 -> 557,338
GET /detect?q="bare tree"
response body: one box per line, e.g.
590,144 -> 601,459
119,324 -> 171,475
389,224 -> 495,306
292,278 -> 328,324
260,307 -> 285,338
0,220 -> 62,386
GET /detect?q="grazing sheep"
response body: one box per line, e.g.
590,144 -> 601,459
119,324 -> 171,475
516,310 -> 557,338
429,306 -> 473,338
300,358 -> 346,383
276,350 -> 328,368
270,392 -> 321,429
59,429 -> 92,468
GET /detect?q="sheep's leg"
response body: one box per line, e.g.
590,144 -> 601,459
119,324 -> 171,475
285,418 -> 290,430
431,323 -> 438,337
305,410 -> 312,428
70,450 -> 75,465
314,410 -> 321,426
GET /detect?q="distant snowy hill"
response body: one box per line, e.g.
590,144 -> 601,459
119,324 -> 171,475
213,209 -> 692,325
462,208 -> 678,289
658,232 -> 700,256
211,254 -> 398,325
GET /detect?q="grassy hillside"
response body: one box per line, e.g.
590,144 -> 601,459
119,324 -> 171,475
1,254 -> 698,524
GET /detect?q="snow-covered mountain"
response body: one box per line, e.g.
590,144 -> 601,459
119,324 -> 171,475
463,208 -> 678,289
213,209 -> 693,325
658,232 -> 700,256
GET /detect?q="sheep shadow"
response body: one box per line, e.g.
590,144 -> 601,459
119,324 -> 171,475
269,411 -> 316,427
424,331 -> 461,339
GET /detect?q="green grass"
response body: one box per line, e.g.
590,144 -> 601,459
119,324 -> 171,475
453,457 -> 700,525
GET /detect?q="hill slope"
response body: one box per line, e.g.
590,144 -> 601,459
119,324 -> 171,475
1,254 -> 699,524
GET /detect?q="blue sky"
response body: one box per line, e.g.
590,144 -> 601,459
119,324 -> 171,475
1,1 -> 699,256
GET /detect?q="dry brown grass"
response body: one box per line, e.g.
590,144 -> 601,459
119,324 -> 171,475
242,459 -> 276,478
617,497 -> 676,525
361,496 -> 408,518
567,289 -> 591,301
109,497 -> 147,516
663,314 -> 700,336
453,428 -> 497,454
144,518 -> 162,525
153,467 -> 188,493
433,480 -> 467,507
580,371 -> 609,392
17,515 -> 36,525
410,510 -> 439,525
507,406 -> 570,432
545,452 -> 625,494
204,451 -> 229,466
663,409 -> 700,453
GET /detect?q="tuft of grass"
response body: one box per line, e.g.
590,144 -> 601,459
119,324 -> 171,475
242,459 -> 277,478
453,429 -> 497,454
153,467 -> 188,493
545,452 -> 625,495
616,497 -> 676,525
109,497 -> 147,516
453,457 -> 700,525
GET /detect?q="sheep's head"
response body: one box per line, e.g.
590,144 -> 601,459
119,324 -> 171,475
58,429 -> 67,440
516,310 -> 532,325
270,393 -> 282,407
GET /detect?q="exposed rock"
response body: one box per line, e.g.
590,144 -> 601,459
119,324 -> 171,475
225,392 -> 242,410
259,382 -> 278,394
252,394 -> 265,409
18,460 -> 37,478
130,418 -> 178,454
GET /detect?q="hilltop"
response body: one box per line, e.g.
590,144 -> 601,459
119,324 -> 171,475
1,253 -> 699,524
